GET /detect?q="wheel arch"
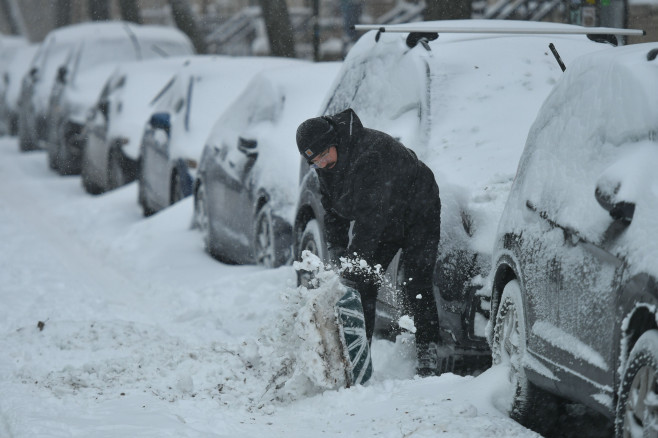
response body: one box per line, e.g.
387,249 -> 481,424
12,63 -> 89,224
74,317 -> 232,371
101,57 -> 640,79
254,190 -> 270,217
490,254 -> 521,327
618,276 -> 658,379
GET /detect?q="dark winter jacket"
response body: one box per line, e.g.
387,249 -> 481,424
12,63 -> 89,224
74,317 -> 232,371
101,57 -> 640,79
316,109 -> 441,264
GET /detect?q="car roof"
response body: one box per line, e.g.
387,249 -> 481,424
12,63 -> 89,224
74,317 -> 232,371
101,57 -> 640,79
322,19 -> 614,255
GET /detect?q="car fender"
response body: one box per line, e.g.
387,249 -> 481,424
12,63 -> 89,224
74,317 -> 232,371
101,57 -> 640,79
489,249 -> 524,344
173,158 -> 194,198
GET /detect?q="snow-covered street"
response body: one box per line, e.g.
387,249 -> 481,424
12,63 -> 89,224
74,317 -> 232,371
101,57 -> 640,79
0,136 -> 547,437
1,127 -> 621,438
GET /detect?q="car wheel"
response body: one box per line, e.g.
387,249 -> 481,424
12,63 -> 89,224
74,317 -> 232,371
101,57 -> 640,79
616,329 -> 658,438
171,171 -> 185,205
81,149 -> 103,195
47,141 -> 58,170
297,219 -> 326,287
254,204 -> 276,268
195,183 -> 212,254
138,168 -> 155,217
108,148 -> 126,190
492,279 -> 558,432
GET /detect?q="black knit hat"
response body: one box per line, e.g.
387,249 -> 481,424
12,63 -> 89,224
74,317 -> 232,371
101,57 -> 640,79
296,116 -> 337,162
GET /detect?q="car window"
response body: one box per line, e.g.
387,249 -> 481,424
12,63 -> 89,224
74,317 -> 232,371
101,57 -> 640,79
211,76 -> 280,151
322,46 -> 426,148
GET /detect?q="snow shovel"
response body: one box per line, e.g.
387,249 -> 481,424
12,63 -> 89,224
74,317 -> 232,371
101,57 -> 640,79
334,286 -> 373,386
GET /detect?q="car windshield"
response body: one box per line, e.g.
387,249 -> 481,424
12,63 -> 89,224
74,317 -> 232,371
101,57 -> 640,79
140,41 -> 192,58
75,39 -> 139,74
323,48 -> 425,148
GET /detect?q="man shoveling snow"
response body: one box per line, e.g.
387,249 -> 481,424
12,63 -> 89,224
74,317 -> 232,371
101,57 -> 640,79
295,108 -> 443,378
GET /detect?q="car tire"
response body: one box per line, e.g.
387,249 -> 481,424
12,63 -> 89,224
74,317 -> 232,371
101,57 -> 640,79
108,148 -> 126,190
195,182 -> 213,254
254,204 -> 278,268
297,219 -> 326,287
81,149 -> 103,195
47,142 -> 58,170
138,169 -> 155,217
171,171 -> 185,205
491,279 -> 559,433
615,329 -> 658,438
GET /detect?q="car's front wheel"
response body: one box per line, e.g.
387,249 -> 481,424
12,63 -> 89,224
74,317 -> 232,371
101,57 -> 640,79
171,171 -> 186,205
194,183 -> 212,254
254,204 -> 277,268
616,329 -> 658,438
492,280 -> 558,432
297,219 -> 326,287
108,148 -> 126,190
81,148 -> 103,195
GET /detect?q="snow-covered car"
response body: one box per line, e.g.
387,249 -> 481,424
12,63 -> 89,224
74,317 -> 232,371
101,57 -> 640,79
293,20 -> 613,374
489,43 -> 658,435
17,23 -> 104,151
138,55 -> 302,217
81,56 -> 190,194
193,61 -> 341,267
45,22 -> 195,175
0,38 -> 34,136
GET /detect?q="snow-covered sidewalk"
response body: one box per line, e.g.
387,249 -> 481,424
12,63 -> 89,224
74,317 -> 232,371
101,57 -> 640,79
0,137 -> 537,437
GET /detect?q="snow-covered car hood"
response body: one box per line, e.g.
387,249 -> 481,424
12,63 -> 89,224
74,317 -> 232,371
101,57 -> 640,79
102,57 -> 191,160
64,66 -> 115,124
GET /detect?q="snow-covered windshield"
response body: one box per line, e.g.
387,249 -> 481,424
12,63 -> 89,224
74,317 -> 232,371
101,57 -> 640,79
74,39 -> 139,77
322,36 -> 426,149
140,41 -> 194,58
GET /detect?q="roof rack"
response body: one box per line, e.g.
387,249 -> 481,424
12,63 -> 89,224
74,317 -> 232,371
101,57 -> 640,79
352,23 -> 645,37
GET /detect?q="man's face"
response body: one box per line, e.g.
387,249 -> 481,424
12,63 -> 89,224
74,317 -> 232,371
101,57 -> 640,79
310,146 -> 338,169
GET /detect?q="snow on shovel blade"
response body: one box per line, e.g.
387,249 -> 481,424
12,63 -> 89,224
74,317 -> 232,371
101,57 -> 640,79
334,287 -> 373,386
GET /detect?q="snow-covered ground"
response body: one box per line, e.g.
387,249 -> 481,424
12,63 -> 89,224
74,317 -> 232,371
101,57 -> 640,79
0,137 -> 542,437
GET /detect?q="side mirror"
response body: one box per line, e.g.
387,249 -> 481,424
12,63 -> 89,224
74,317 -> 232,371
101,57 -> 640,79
56,66 -> 68,84
595,181 -> 635,225
149,112 -> 171,136
237,137 -> 258,157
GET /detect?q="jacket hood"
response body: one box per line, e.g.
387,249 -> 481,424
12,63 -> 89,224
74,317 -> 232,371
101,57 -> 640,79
319,108 -> 363,174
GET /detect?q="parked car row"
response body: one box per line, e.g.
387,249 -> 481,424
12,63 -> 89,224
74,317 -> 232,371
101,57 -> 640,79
2,18 -> 655,437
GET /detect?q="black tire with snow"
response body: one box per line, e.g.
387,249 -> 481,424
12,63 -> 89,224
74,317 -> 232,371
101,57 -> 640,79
615,329 -> 658,438
491,280 -> 559,433
254,204 -> 277,268
297,219 -> 326,287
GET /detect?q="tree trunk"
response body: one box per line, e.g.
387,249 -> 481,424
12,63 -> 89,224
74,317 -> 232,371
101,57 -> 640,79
168,0 -> 207,54
424,0 -> 472,20
88,0 -> 110,21
258,0 -> 296,58
0,0 -> 20,34
54,0 -> 73,28
118,0 -> 142,24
